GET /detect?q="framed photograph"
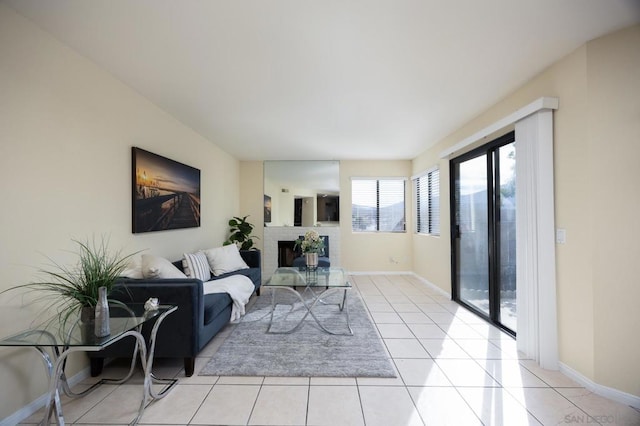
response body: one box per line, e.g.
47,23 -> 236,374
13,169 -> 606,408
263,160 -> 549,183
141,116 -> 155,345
264,194 -> 272,223
132,147 -> 201,233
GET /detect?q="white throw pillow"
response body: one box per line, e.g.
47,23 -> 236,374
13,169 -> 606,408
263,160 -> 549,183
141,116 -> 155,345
182,252 -> 212,281
203,244 -> 249,276
121,255 -> 144,279
141,254 -> 187,279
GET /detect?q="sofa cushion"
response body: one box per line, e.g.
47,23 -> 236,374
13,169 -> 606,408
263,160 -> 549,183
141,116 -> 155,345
142,254 -> 187,279
203,292 -> 232,325
203,244 -> 249,276
121,255 -> 144,279
182,252 -> 212,281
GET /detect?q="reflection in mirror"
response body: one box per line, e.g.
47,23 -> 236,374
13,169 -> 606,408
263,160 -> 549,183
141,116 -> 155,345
264,161 -> 340,227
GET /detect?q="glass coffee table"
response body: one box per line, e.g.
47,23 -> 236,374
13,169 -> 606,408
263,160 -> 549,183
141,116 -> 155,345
0,303 -> 177,425
265,267 -> 352,335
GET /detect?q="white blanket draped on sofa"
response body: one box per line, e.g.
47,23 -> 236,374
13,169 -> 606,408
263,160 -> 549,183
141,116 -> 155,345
202,275 -> 255,322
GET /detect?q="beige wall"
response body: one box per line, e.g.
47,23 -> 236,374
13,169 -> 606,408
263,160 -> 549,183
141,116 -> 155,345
340,160 -> 413,272
411,25 -> 640,397
242,160 -> 414,273
587,26 -> 640,395
0,5 -> 240,418
239,161 -> 265,252
413,44 -> 596,379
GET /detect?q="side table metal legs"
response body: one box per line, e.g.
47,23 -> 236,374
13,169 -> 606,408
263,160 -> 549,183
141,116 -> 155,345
40,330 -> 148,426
32,306 -> 178,426
143,308 -> 179,400
34,346 -> 64,426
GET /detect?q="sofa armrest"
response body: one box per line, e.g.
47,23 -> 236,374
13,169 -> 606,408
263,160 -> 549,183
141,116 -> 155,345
111,278 -> 205,355
240,249 -> 261,269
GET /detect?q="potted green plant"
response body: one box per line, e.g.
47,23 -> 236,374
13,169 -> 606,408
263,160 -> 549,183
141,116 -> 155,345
224,215 -> 259,250
1,237 -> 137,327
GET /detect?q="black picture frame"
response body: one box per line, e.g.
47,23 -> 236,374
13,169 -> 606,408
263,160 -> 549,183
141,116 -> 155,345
132,147 -> 201,233
264,194 -> 272,223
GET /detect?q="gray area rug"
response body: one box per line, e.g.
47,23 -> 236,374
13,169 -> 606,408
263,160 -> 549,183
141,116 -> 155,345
200,288 -> 396,377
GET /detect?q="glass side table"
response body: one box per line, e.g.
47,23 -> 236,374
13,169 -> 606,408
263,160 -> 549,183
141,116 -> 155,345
0,303 -> 178,425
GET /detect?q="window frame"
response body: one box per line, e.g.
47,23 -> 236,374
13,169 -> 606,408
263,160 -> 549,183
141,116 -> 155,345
351,177 -> 407,233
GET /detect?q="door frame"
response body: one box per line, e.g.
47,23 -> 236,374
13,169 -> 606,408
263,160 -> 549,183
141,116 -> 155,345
450,131 -> 516,336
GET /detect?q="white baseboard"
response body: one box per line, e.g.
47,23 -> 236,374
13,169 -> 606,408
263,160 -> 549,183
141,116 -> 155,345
348,270 -> 414,276
559,362 -> 640,409
0,365 -> 92,426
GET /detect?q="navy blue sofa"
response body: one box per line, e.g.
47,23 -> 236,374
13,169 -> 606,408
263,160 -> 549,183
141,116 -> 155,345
88,250 -> 261,377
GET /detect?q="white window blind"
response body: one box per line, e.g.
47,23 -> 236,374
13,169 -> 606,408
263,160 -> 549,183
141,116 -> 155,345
352,178 -> 406,232
414,168 -> 440,235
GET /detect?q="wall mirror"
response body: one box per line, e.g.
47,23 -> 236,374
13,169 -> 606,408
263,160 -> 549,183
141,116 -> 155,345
264,161 -> 340,227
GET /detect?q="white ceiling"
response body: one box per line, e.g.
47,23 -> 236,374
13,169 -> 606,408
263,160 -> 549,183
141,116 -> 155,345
5,0 -> 640,161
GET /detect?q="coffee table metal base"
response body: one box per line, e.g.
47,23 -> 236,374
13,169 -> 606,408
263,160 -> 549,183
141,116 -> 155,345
267,286 -> 353,336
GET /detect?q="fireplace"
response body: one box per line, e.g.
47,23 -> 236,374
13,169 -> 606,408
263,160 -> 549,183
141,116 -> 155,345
277,240 -> 298,267
263,227 -> 340,281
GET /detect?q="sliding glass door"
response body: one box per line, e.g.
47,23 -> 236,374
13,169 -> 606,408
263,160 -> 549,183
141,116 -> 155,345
451,132 -> 516,334
454,153 -> 490,316
496,142 -> 517,332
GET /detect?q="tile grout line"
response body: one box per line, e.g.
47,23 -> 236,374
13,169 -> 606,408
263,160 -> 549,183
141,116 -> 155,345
392,287 -> 488,426
42,274 -> 634,426
415,284 -> 594,425
186,381 -> 216,425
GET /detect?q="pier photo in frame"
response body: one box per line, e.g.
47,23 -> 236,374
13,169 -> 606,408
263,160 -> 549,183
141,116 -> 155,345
132,147 -> 201,233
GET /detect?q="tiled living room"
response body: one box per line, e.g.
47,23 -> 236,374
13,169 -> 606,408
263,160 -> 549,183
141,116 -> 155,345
19,275 -> 640,425
1,1 -> 640,425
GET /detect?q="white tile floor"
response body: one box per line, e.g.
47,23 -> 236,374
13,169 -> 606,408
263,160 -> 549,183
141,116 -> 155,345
21,275 -> 640,425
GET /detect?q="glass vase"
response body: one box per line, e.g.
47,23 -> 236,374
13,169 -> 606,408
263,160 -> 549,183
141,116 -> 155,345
94,286 -> 110,337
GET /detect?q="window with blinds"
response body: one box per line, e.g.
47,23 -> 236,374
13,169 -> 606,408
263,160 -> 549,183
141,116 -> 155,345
351,178 -> 406,232
414,168 -> 440,235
